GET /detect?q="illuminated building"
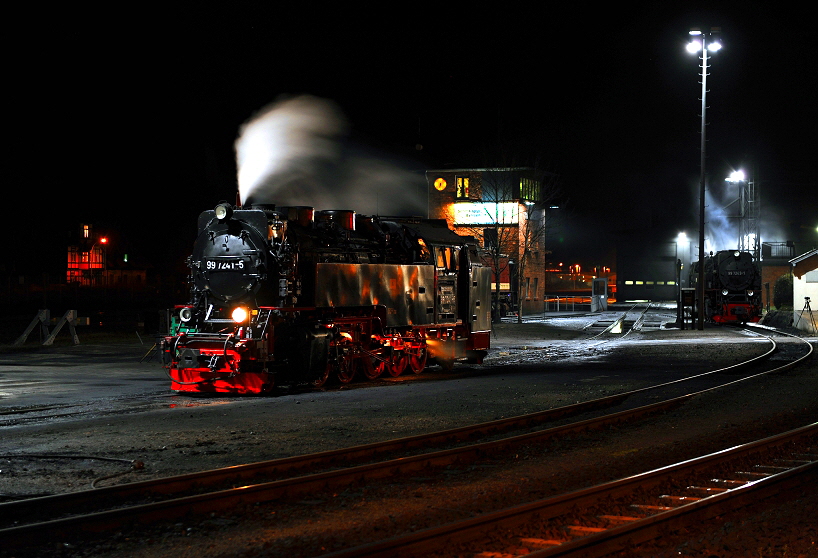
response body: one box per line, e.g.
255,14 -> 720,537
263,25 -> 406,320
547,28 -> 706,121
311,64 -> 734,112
66,224 -> 146,288
425,168 -> 552,318
66,224 -> 108,286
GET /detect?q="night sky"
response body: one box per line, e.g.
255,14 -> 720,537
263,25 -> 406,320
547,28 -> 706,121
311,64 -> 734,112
8,3 -> 816,275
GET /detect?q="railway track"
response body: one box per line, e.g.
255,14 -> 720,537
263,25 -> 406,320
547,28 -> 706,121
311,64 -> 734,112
1,325 -> 811,553
585,302 -> 653,338
327,422 -> 818,557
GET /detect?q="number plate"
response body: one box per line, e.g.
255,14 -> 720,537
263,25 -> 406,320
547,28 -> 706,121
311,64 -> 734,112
205,258 -> 246,271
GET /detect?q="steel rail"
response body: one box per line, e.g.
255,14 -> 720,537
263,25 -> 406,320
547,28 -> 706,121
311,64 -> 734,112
321,422 -> 818,558
0,327 -> 809,549
586,302 -> 647,339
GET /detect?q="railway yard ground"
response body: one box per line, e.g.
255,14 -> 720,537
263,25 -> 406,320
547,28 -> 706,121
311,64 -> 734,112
1,304 -> 817,557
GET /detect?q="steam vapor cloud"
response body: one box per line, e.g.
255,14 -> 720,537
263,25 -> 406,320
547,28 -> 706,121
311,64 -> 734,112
235,95 -> 425,216
703,181 -> 786,254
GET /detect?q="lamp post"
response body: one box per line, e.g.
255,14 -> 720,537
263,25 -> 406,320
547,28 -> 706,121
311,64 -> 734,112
687,27 -> 721,330
675,232 -> 688,327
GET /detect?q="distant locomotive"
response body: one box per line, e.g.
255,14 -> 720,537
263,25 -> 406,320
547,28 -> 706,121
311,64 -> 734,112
689,250 -> 762,324
160,202 -> 492,394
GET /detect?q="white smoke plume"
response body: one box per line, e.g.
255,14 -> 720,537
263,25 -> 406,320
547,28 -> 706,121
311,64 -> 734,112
235,95 -> 426,215
704,187 -> 737,254
702,179 -> 786,255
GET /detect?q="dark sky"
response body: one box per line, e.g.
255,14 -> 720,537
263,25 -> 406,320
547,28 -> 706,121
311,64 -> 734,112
7,3 -> 816,274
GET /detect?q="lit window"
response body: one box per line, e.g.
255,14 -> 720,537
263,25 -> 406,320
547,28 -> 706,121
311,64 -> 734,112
520,178 -> 540,202
456,176 -> 469,198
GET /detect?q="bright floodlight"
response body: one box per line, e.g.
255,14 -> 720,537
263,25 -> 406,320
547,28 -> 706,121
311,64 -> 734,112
686,40 -> 702,53
677,232 -> 688,244
708,40 -> 722,52
727,170 -> 745,182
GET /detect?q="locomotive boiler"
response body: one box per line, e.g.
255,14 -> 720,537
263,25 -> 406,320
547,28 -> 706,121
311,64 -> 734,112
160,202 -> 492,394
689,250 -> 762,324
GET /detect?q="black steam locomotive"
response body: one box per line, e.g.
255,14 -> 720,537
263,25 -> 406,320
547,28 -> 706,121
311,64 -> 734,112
689,250 -> 762,324
160,203 -> 492,394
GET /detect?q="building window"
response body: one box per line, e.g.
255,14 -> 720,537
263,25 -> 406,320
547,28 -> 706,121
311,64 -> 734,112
520,178 -> 540,202
483,228 -> 498,249
532,277 -> 539,300
456,176 -> 469,199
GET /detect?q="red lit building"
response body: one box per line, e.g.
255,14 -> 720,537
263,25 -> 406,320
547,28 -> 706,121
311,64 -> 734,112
66,224 -> 108,286
66,224 -> 146,288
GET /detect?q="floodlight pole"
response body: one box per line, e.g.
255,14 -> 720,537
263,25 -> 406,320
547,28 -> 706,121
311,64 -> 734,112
696,39 -> 708,330
690,29 -> 719,331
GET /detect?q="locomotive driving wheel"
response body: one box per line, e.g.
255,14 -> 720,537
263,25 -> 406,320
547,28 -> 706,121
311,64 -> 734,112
408,339 -> 427,374
312,359 -> 331,388
387,351 -> 409,377
363,348 -> 388,380
336,351 -> 357,384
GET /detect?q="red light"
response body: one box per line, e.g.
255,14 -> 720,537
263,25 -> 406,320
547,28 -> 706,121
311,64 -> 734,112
100,237 -> 108,244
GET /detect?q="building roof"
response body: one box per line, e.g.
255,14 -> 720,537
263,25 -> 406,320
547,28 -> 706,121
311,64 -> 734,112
790,248 -> 818,266
790,248 -> 818,279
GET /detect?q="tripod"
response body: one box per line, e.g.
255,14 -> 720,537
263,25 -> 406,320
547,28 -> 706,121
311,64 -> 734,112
794,297 -> 817,333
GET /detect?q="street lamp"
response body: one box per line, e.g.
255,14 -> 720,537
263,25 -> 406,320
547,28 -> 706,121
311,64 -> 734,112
675,232 -> 688,326
688,27 -> 722,330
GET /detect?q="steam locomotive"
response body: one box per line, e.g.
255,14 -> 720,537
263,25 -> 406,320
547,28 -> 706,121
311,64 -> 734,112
689,250 -> 762,323
160,202 -> 492,394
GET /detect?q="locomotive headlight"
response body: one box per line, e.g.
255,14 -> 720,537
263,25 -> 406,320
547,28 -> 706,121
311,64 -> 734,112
231,306 -> 249,323
733,251 -> 740,258
215,203 -> 233,221
722,289 -> 729,296
179,307 -> 193,323
747,290 -> 754,297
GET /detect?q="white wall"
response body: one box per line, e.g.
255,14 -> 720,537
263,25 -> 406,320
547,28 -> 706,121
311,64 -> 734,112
793,268 -> 818,333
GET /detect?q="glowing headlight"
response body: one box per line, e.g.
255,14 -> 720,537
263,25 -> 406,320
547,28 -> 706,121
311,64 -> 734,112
733,251 -> 740,258
215,203 -> 233,221
722,290 -> 729,296
179,307 -> 193,323
231,307 -> 249,323
747,290 -> 754,297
